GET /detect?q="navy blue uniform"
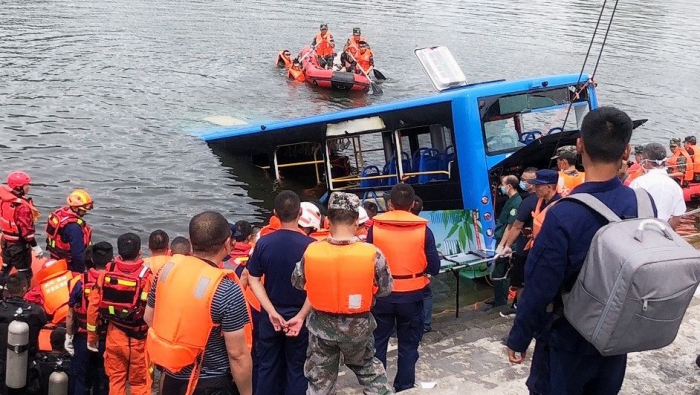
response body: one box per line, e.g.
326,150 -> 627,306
247,229 -> 314,395
62,222 -> 87,272
367,225 -> 440,392
507,178 -> 656,394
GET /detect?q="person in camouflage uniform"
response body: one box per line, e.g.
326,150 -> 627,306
668,137 -> 691,184
292,192 -> 394,395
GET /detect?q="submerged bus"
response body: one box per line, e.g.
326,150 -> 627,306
198,47 -> 600,279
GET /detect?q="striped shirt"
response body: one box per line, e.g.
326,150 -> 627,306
148,270 -> 249,379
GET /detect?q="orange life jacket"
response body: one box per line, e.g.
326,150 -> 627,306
372,210 -> 429,292
668,148 -> 694,182
36,259 -> 80,324
354,49 -> 373,72
259,216 -> 282,237
0,186 -> 36,243
346,36 -> 366,57
310,228 -> 330,241
38,327 -> 53,352
74,268 -> 102,335
144,254 -> 171,276
276,51 -> 292,68
304,241 -> 377,314
219,256 -> 261,312
557,170 -> 585,197
314,31 -> 335,57
97,258 -> 151,339
45,206 -> 92,261
230,271 -> 254,350
524,198 -> 555,250
288,67 -> 305,82
624,163 -> 644,186
687,144 -> 700,174
147,256 -> 234,394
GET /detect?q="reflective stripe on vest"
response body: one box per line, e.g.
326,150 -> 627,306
372,211 -> 429,292
304,241 -> 377,314
46,207 -> 92,261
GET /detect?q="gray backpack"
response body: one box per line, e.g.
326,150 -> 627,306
561,189 -> 700,356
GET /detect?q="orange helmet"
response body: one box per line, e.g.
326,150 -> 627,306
66,189 -> 94,210
35,259 -> 69,284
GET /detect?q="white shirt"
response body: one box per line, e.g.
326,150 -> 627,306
630,168 -> 686,221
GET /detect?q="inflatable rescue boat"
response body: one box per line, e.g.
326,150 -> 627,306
299,46 -> 370,92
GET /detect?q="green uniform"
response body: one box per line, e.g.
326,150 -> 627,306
493,193 -> 522,306
292,236 -> 394,395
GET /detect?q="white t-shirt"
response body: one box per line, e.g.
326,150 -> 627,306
630,168 -> 686,221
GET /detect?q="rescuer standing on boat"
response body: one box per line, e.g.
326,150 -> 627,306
311,23 -> 335,69
292,192 -> 393,395
0,171 -> 42,285
368,183 -> 441,392
667,138 -> 693,185
684,136 -> 700,181
46,189 -> 94,273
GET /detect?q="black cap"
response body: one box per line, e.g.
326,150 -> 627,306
320,23 -> 328,29
353,27 -> 361,35
685,136 -> 696,144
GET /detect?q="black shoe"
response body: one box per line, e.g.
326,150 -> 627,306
423,327 -> 433,333
500,306 -> 517,317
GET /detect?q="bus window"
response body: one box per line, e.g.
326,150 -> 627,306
397,125 -> 455,184
325,132 -> 400,191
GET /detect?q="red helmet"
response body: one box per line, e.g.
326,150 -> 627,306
7,171 -> 31,189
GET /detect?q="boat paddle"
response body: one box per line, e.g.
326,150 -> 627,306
346,52 -> 382,95
373,69 -> 387,80
297,44 -> 318,64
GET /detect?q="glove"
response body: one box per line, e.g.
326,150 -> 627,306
87,342 -> 99,353
31,245 -> 43,258
64,334 -> 74,356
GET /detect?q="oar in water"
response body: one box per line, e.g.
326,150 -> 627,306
373,69 -> 387,80
346,52 -> 382,95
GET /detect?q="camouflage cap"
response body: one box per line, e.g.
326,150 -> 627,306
670,138 -> 681,146
551,145 -> 577,160
634,145 -> 644,154
328,192 -> 360,213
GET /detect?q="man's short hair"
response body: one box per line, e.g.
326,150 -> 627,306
148,230 -> 169,252
117,233 -> 141,261
685,136 -> 696,145
503,175 -> 519,189
50,327 -> 67,353
411,196 -> 424,215
580,106 -> 633,163
642,142 -> 667,165
5,274 -> 27,297
327,209 -> 359,226
170,237 -> 191,255
92,241 -> 114,270
189,211 -> 231,255
390,183 -> 415,211
274,190 -> 301,223
523,167 -> 538,175
363,201 -> 378,218
84,245 -> 95,270
233,220 -> 253,243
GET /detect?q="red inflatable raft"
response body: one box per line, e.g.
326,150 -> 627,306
299,46 -> 370,92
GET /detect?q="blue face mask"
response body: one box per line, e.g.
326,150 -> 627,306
499,185 -> 508,195
519,181 -> 527,190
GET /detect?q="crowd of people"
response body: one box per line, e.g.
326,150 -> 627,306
277,24 -> 376,82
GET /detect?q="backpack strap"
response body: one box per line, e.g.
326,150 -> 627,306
562,193 -> 622,223
633,188 -> 655,218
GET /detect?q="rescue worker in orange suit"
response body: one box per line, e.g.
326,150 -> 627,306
339,27 -> 366,71
291,192 -> 394,394
288,59 -> 306,82
145,211 -> 252,395
87,233 -> 152,395
144,229 -> 170,275
552,145 -> 585,197
298,202 -> 330,241
66,241 -> 113,395
24,258 -> 80,325
1,171 -> 42,285
668,137 -> 693,185
311,23 -> 335,69
46,189 -> 94,273
684,136 -> 700,181
367,183 -> 441,392
248,190 -> 315,395
0,274 -> 48,387
276,49 -> 292,68
170,236 -> 191,256
349,41 -> 374,75
623,145 -> 645,186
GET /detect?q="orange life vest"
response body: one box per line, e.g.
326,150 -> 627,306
557,170 -> 585,197
0,186 -> 37,243
276,51 -> 292,68
45,206 -> 92,261
372,210 -> 429,292
144,254 -> 171,276
219,256 -> 261,312
288,67 -> 306,82
314,31 -> 335,57
310,228 -> 330,241
346,36 -> 366,57
668,148 -> 694,182
97,258 -> 151,339
687,144 -> 700,174
230,271 -> 254,350
259,216 -> 282,237
624,163 -> 644,187
147,257 -> 235,394
354,49 -> 373,72
38,327 -> 53,352
304,241 -> 377,314
524,198 -> 555,250
36,259 -> 80,324
74,268 -> 102,335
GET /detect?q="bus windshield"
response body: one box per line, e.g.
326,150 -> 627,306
480,85 -> 590,154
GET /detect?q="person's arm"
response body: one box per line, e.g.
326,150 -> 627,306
311,37 -> 317,47
64,223 -> 86,271
217,279 -> 252,395
284,299 -> 311,337
669,187 -> 687,230
86,280 -> 102,350
247,244 -> 286,331
144,274 -> 159,327
225,329 -> 253,395
499,220 -> 524,250
374,250 -> 393,297
424,228 -> 441,276
506,210 -> 569,363
668,156 -> 686,179
66,282 -> 82,337
15,204 -> 37,246
367,54 -> 374,73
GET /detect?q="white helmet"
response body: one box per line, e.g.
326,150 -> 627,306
298,202 -> 322,231
357,207 -> 369,225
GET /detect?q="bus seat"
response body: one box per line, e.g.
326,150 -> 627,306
413,148 -> 441,184
360,165 -> 382,188
439,146 -> 456,180
384,153 -> 411,185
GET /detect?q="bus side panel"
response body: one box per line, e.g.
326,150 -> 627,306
450,96 -> 496,253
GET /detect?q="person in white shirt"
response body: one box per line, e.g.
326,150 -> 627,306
630,142 -> 686,229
